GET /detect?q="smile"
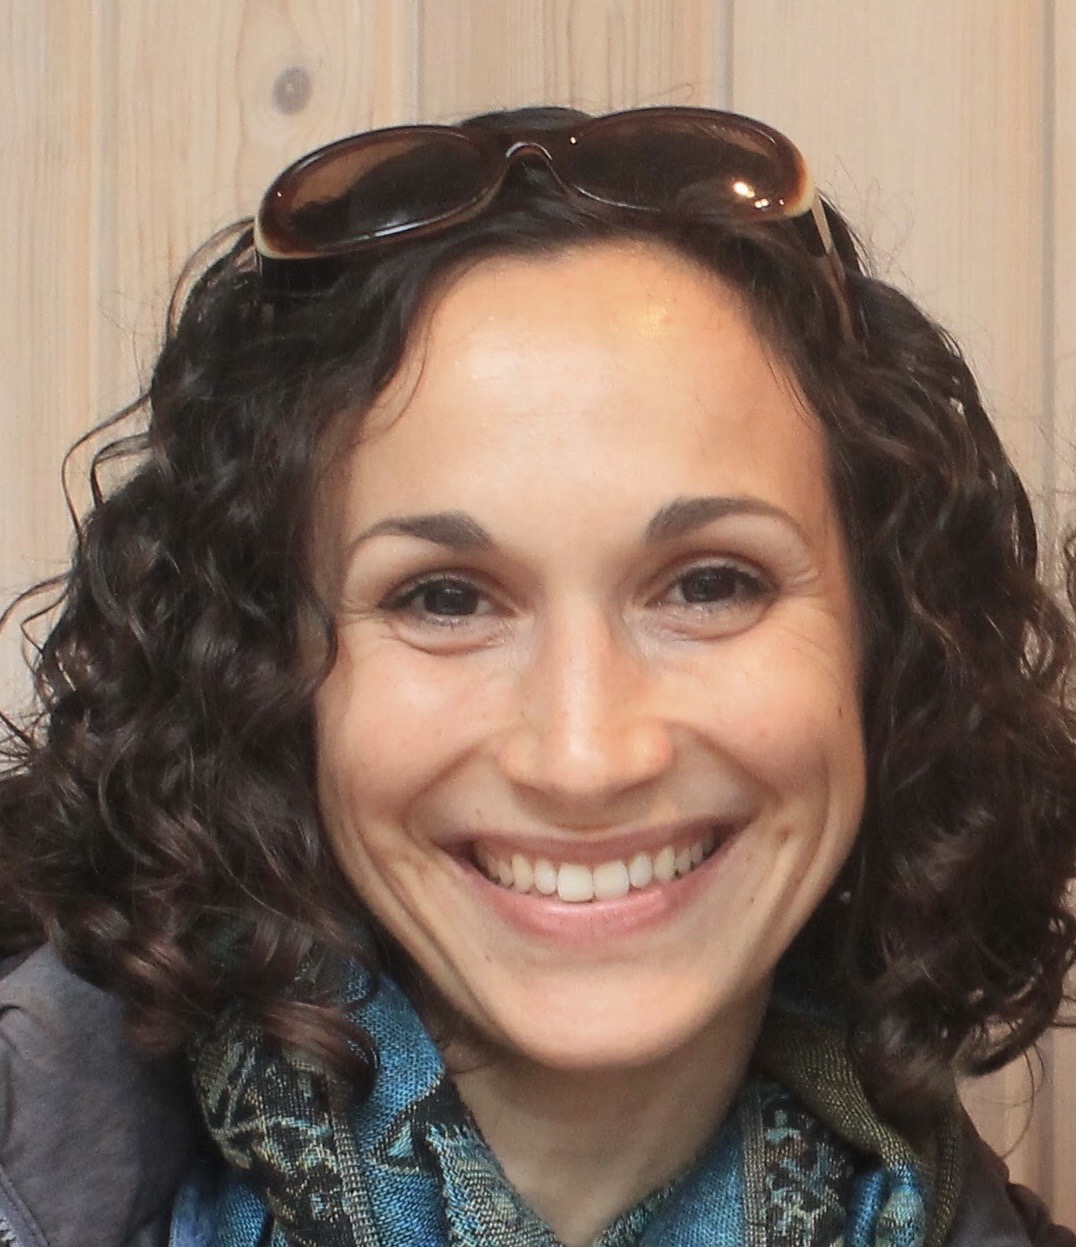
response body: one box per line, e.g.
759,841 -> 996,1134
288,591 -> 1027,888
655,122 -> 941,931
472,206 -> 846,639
473,827 -> 719,904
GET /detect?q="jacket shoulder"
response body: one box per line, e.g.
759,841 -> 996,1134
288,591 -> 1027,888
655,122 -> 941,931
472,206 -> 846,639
0,945 -> 199,1247
950,1114 -> 1075,1247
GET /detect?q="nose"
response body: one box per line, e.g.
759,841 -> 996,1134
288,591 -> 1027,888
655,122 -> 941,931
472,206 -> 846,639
495,605 -> 675,813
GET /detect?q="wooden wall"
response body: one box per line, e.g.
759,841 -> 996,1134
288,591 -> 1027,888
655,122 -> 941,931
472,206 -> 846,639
0,0 -> 1072,1221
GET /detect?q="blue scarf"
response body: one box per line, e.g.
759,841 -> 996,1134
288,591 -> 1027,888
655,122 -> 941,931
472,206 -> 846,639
173,972 -> 962,1247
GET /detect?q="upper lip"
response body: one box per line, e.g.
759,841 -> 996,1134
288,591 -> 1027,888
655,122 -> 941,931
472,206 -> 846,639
462,817 -> 737,867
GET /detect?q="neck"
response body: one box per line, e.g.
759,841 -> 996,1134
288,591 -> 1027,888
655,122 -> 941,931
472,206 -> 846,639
446,991 -> 769,1247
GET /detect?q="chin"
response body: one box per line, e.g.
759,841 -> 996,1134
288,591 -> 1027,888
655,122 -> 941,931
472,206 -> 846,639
467,977 -> 767,1074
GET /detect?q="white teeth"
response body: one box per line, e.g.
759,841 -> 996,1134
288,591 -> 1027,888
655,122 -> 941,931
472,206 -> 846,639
511,854 -> 534,893
533,859 -> 558,895
592,860 -> 631,901
653,845 -> 677,883
628,851 -> 654,890
477,831 -> 718,902
557,863 -> 595,903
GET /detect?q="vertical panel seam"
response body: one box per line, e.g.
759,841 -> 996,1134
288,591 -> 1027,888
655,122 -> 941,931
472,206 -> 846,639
1041,0 -> 1057,558
723,0 -> 735,110
89,0 -> 102,439
87,0 -> 109,494
413,0 -> 424,119
1039,0 -> 1057,1211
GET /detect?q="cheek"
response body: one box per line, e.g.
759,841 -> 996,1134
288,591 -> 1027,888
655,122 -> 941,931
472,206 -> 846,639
693,621 -> 864,803
314,640 -> 494,825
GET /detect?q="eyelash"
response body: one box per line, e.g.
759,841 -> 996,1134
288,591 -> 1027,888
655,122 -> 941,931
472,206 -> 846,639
381,575 -> 493,627
380,560 -> 775,627
662,561 -> 775,611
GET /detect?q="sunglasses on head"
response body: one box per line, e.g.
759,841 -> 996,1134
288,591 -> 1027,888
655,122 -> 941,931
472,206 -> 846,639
254,106 -> 855,337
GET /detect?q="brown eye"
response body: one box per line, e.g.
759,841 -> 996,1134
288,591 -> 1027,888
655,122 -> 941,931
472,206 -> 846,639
390,577 -> 484,618
673,564 -> 770,606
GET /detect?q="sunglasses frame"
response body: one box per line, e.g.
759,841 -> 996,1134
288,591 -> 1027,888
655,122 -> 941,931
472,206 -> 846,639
254,107 -> 855,339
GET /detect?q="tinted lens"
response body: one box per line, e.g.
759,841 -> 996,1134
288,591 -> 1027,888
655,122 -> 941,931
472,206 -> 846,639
264,130 -> 494,255
565,112 -> 808,220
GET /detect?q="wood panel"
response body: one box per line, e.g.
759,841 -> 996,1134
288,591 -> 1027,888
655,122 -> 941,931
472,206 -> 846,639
731,0 -> 1048,506
1048,0 -> 1076,1222
0,0 -> 420,706
1053,0 -> 1076,519
94,0 -> 419,423
418,0 -> 728,121
0,1 -> 98,707
1053,1032 -> 1076,1220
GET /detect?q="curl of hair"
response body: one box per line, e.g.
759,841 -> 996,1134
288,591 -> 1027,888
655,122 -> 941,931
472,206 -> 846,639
2,109 -> 1075,1129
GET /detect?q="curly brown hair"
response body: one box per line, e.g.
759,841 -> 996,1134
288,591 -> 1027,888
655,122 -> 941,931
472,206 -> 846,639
2,107 -> 1074,1130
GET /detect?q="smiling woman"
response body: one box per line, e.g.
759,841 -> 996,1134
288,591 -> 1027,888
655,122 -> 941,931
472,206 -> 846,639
2,107 -> 1075,1247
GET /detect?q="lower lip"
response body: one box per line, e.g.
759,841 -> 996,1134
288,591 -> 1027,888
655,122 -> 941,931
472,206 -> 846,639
455,830 -> 740,945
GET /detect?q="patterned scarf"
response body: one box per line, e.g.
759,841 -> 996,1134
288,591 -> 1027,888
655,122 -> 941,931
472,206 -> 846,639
175,971 -> 964,1247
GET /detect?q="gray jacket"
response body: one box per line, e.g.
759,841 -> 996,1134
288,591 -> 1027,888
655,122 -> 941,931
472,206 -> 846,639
1,945 -> 1072,1247
0,946 -> 195,1247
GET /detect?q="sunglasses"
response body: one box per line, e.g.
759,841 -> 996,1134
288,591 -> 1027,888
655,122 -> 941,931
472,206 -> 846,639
254,106 -> 854,335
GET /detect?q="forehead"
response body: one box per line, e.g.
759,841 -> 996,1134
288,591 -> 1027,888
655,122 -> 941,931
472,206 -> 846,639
341,240 -> 838,546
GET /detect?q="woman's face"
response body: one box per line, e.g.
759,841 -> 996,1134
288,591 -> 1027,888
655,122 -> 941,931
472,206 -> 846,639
314,240 -> 866,1071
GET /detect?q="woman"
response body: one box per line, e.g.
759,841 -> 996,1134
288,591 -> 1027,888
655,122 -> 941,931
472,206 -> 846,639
1,106 -> 1074,1246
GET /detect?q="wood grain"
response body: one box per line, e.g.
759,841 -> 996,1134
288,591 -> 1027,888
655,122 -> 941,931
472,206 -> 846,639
0,0 -> 420,705
94,0 -> 419,419
730,0 -> 1049,505
418,0 -> 728,121
1053,0 -> 1076,515
1047,0 -> 1076,1216
0,1 -> 98,705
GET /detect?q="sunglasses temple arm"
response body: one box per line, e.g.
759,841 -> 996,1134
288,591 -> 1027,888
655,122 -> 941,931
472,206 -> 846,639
791,196 -> 859,345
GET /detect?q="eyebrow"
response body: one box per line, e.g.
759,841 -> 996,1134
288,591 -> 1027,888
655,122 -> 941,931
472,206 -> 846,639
348,496 -> 801,555
644,495 -> 803,542
349,511 -> 495,551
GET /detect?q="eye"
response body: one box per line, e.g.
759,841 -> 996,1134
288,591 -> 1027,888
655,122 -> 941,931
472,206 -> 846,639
669,563 -> 771,607
656,559 -> 775,633
382,575 -> 491,624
